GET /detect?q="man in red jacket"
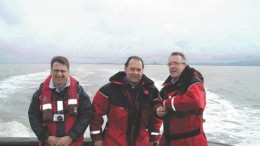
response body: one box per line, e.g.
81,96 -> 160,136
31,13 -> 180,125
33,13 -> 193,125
156,52 -> 208,146
90,56 -> 162,146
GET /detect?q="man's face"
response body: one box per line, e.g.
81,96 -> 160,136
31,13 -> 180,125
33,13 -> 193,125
125,59 -> 143,85
51,62 -> 69,87
168,55 -> 186,80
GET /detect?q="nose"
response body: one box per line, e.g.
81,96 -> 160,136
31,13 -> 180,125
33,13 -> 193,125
56,71 -> 64,77
57,71 -> 62,75
133,70 -> 138,74
168,64 -> 175,68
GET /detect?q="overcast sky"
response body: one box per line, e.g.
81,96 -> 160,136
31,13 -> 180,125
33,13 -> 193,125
0,0 -> 259,64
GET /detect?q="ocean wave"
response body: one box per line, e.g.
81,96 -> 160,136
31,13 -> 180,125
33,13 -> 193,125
0,71 -> 49,100
0,121 -> 35,137
204,89 -> 260,145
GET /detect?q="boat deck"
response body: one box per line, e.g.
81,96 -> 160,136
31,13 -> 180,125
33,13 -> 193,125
0,137 -> 233,146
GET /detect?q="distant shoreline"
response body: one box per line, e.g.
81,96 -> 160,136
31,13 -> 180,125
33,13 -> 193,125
0,62 -> 259,66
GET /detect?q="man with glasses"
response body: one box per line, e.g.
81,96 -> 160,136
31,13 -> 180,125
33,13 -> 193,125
156,52 -> 208,146
28,56 -> 92,146
90,56 -> 162,146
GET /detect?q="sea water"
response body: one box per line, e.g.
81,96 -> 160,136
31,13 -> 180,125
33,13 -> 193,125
0,64 -> 259,146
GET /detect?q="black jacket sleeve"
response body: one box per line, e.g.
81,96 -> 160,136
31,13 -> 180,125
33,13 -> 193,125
68,85 -> 92,141
28,89 -> 48,143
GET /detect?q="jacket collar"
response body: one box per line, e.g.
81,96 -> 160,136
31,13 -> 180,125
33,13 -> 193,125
49,76 -> 71,92
162,65 -> 195,87
109,71 -> 154,86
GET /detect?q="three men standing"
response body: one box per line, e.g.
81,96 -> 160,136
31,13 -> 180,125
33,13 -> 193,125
28,53 -> 207,146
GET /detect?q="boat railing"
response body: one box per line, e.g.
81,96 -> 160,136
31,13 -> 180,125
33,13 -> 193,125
0,137 -> 233,146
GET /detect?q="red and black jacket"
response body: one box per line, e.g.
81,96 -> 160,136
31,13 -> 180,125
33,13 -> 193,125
90,71 -> 162,146
159,66 -> 207,146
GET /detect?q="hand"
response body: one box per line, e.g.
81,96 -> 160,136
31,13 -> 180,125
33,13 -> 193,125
150,141 -> 159,146
46,136 -> 60,146
55,136 -> 72,146
95,140 -> 103,146
156,106 -> 167,117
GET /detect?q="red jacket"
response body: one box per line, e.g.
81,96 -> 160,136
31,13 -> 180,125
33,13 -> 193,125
159,66 -> 208,146
90,72 -> 162,146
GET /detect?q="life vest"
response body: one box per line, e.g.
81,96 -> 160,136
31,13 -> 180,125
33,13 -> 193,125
39,75 -> 83,146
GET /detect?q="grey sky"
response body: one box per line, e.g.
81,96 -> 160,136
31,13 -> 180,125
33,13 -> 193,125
0,0 -> 259,64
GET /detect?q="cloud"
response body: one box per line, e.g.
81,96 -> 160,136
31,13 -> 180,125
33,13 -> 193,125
0,0 -> 259,64
0,1 -> 21,25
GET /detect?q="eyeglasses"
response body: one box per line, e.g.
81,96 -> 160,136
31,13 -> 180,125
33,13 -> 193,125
53,69 -> 67,74
167,62 -> 185,66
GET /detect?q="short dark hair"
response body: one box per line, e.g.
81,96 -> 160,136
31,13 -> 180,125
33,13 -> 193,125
170,52 -> 187,63
125,56 -> 144,68
50,56 -> 70,70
